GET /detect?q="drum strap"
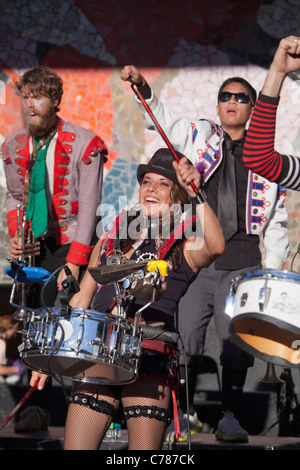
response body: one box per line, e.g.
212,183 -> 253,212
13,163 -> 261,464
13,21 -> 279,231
101,210 -> 197,262
142,339 -> 176,356
157,213 -> 197,260
141,339 -> 182,442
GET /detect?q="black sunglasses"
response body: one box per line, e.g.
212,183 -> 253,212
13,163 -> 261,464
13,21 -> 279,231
218,91 -> 252,104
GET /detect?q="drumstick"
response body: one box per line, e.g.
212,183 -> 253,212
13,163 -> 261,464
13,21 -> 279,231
131,84 -> 199,195
0,378 -> 40,431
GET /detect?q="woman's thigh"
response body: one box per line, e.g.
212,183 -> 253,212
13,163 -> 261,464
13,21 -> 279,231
122,378 -> 172,450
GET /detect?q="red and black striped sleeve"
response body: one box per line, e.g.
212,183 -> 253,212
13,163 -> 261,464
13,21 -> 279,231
243,93 -> 290,183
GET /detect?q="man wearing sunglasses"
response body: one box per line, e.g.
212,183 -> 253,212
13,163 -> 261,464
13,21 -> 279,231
121,66 -> 289,443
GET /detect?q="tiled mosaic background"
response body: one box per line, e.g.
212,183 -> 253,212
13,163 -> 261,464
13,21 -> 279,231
1,0 -> 300,282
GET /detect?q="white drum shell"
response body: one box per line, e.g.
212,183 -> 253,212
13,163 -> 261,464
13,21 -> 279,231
227,270 -> 300,367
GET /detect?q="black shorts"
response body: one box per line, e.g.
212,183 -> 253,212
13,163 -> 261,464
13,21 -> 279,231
138,348 -> 179,385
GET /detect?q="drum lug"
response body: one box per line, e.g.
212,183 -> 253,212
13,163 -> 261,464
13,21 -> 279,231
90,340 -> 101,346
259,286 -> 271,312
240,293 -> 248,307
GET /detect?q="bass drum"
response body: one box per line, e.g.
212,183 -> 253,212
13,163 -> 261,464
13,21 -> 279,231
20,308 -> 142,384
226,270 -> 300,367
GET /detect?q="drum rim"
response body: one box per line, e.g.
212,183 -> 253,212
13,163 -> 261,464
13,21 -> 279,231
21,354 -> 140,384
230,311 -> 300,333
30,307 -> 134,325
232,269 -> 300,287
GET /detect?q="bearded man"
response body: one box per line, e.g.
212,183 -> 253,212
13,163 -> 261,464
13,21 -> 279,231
2,67 -> 108,432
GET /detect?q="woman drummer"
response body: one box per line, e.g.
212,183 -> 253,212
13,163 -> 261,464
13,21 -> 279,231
30,148 -> 225,450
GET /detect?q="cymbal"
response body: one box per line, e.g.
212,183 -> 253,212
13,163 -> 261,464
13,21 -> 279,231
88,261 -> 148,284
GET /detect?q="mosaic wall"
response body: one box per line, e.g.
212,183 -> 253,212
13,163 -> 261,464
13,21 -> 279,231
1,0 -> 300,283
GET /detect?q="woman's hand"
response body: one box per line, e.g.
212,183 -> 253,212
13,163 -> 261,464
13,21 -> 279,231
30,371 -> 49,390
173,157 -> 201,198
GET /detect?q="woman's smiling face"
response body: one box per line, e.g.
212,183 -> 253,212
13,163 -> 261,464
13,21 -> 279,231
139,172 -> 173,218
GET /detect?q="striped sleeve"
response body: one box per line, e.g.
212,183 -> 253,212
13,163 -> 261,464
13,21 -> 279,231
281,153 -> 300,190
243,93 -> 300,190
243,93 -> 287,181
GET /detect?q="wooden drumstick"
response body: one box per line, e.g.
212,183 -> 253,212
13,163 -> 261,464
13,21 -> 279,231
0,378 -> 40,431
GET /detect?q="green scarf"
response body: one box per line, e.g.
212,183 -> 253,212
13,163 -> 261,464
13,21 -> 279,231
26,136 -> 53,238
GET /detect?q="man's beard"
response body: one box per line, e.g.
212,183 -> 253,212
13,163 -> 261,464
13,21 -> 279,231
29,110 -> 57,138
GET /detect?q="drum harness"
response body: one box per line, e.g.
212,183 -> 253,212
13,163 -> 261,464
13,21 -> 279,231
87,209 -> 198,445
9,209 -> 197,448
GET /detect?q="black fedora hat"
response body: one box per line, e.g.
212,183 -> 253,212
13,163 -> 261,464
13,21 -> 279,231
137,148 -> 188,185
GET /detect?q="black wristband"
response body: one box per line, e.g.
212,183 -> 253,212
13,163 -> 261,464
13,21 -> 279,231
131,82 -> 152,100
189,190 -> 206,205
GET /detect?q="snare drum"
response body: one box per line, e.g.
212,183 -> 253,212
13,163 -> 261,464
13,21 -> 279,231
226,269 -> 300,367
20,308 -> 142,384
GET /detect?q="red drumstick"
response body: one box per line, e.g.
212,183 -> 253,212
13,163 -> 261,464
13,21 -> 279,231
132,84 -> 199,195
0,378 -> 40,431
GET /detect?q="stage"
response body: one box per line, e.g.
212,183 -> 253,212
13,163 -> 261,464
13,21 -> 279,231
0,426 -> 299,450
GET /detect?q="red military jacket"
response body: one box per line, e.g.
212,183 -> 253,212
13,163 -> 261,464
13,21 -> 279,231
3,118 -> 108,266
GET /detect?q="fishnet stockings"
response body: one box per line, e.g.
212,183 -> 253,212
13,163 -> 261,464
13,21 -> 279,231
64,378 -> 171,450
